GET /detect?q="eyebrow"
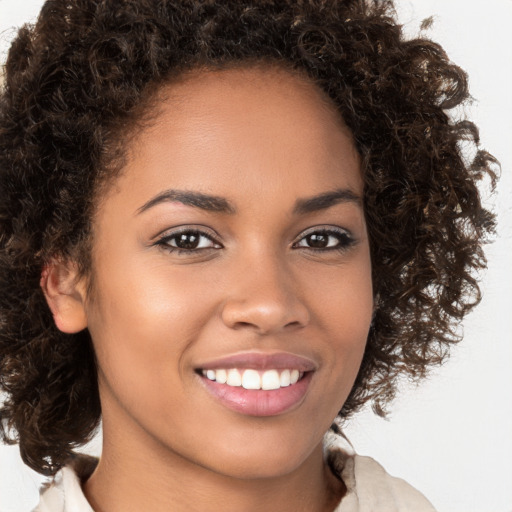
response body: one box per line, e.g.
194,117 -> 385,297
136,189 -> 236,215
136,187 -> 361,215
292,188 -> 362,215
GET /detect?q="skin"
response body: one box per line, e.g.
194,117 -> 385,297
44,66 -> 373,512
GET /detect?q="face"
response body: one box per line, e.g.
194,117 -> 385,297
82,66 -> 373,480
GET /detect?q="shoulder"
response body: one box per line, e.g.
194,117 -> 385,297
324,428 -> 437,512
344,455 -> 436,512
33,454 -> 97,512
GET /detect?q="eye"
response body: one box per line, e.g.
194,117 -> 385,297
156,228 -> 221,253
293,227 -> 355,252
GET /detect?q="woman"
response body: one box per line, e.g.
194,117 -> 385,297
0,1 -> 498,511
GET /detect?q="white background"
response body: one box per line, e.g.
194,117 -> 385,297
1,1 -> 511,511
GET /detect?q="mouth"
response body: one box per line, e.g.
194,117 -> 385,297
195,352 -> 316,417
199,368 -> 305,390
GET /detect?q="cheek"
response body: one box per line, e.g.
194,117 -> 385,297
84,257 -> 217,403
306,254 -> 373,391
309,250 -> 373,335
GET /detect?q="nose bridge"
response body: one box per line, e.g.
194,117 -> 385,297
220,245 -> 309,334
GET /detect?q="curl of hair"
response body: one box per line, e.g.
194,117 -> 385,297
0,0 -> 498,475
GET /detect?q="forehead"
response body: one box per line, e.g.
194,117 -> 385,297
151,65 -> 353,154
102,65 -> 362,213
157,65 -> 347,129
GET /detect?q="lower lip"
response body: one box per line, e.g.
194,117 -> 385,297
200,372 -> 313,417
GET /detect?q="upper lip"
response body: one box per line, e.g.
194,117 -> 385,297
196,351 -> 317,372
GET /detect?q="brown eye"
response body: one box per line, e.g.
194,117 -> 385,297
294,228 -> 354,251
304,233 -> 329,248
157,229 -> 221,252
173,232 -> 202,249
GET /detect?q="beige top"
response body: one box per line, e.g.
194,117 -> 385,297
34,429 -> 436,512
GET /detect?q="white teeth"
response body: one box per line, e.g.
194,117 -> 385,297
261,370 -> 280,390
201,368 -> 304,389
242,369 -> 261,389
226,369 -> 242,386
215,369 -> 227,384
279,369 -> 291,387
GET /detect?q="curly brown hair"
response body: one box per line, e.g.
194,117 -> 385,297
0,0 -> 497,476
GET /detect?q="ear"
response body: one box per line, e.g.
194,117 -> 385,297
40,260 -> 88,333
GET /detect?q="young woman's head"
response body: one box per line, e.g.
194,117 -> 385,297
0,0 -> 496,477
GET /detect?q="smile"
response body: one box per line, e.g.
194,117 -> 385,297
196,352 -> 317,417
200,368 -> 304,390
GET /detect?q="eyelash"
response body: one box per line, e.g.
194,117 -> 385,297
154,226 -> 355,255
155,228 -> 221,255
292,227 -> 356,252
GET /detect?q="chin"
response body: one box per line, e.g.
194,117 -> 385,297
193,430 -> 323,481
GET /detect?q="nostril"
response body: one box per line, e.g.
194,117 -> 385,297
284,320 -> 302,329
232,321 -> 255,330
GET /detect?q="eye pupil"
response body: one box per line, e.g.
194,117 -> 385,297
176,233 -> 200,249
307,233 -> 329,248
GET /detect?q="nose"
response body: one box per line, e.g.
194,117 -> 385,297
220,255 -> 310,335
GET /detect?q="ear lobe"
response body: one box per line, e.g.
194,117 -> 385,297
40,260 -> 88,334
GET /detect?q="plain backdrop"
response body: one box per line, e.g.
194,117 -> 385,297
0,1 -> 511,511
